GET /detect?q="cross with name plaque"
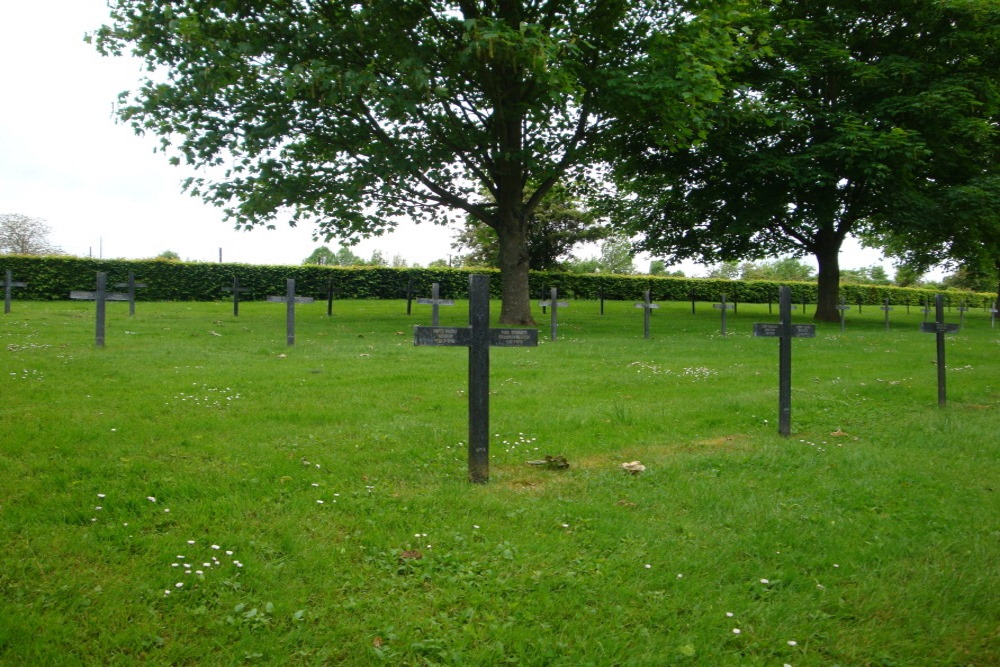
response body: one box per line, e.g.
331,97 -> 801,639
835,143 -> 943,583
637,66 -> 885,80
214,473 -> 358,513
222,276 -> 252,316
267,279 -> 314,346
635,290 -> 659,339
3,269 -> 27,314
880,298 -> 893,331
70,272 -> 130,347
713,293 -> 734,336
414,274 -> 538,483
753,285 -> 816,436
539,287 -> 568,340
114,271 -> 147,317
956,301 -> 968,331
417,282 -> 455,326
836,298 -> 850,331
920,294 -> 960,407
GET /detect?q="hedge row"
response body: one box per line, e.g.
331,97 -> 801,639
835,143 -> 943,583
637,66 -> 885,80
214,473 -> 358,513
1,255 -> 994,308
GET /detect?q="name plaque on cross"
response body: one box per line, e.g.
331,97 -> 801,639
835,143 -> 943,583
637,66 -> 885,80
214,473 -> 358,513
920,322 -> 960,334
753,286 -> 816,436
3,269 -> 27,314
267,279 -> 314,346
752,323 -> 816,338
414,274 -> 538,483
417,283 -> 455,326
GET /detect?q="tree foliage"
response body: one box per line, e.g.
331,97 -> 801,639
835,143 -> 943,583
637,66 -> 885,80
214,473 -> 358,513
563,233 -> 636,275
0,213 -> 61,255
303,245 -> 366,266
452,183 -> 605,269
605,0 -> 1000,321
91,0 -> 746,324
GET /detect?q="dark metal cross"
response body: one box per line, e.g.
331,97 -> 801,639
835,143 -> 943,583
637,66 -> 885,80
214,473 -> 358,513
223,276 -> 252,316
753,285 -> 816,436
880,298 -> 893,331
713,293 -> 734,336
920,294 -> 959,407
956,301 -> 968,331
114,271 -> 147,317
417,282 -> 455,326
538,287 -> 568,340
836,298 -> 851,332
414,274 -> 538,483
634,290 -> 659,339
3,269 -> 27,314
266,279 -> 314,346
70,272 -> 130,347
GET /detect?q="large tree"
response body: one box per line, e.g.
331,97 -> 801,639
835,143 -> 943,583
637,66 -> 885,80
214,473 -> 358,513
92,0 -> 743,324
0,213 -> 61,255
605,0 -> 1000,321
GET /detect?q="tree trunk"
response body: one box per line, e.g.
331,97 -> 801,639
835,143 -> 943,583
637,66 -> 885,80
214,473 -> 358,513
994,259 -> 1000,311
813,240 -> 843,322
496,213 -> 536,325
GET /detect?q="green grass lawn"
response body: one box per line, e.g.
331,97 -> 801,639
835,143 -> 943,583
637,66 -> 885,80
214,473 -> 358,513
1,297 -> 997,665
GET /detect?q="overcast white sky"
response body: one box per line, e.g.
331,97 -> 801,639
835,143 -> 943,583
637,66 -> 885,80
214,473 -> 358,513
0,1 -> 907,276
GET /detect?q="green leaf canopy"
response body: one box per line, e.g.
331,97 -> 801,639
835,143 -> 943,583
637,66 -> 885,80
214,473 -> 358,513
93,0 -> 743,323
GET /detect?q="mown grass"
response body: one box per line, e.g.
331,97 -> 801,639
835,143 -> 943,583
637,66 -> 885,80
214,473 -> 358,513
1,297 -> 997,666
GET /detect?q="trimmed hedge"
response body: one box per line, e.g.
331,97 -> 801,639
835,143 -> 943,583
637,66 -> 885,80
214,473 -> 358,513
1,254 -> 994,308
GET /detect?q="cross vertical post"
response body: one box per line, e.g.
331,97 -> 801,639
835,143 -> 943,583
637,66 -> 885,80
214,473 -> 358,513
327,277 -> 335,317
957,301 -> 968,331
406,277 -> 414,315
599,293 -> 604,316
635,290 -> 659,339
779,288 -> 793,435
286,279 -> 295,346
991,301 -> 997,328
4,269 -> 27,314
467,275 -> 491,483
936,295 -> 947,406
